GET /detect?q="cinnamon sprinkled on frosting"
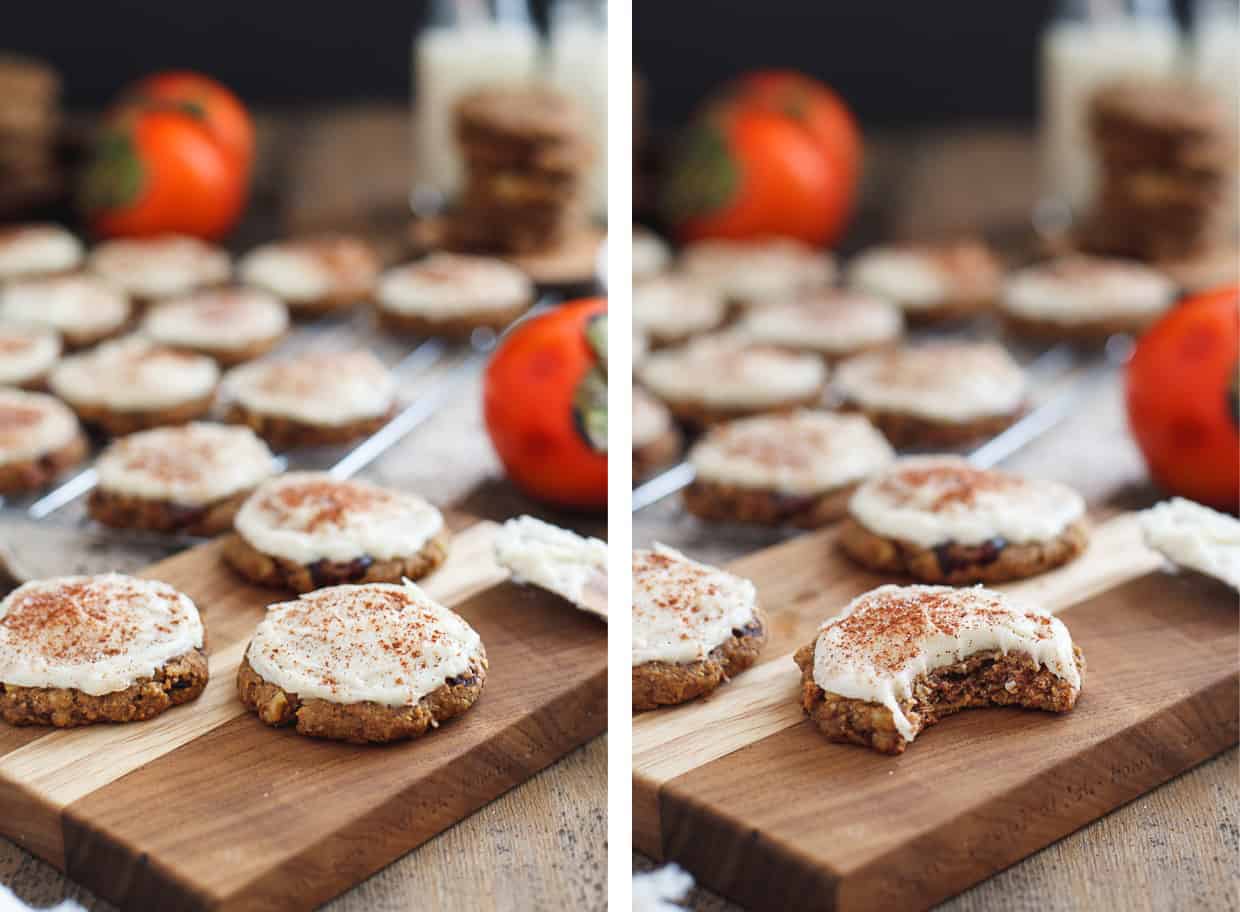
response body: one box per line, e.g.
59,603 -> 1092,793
0,389 -> 80,463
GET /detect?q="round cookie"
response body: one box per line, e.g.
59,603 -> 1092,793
0,223 -> 82,280
846,239 -> 1003,323
840,456 -> 1089,583
684,410 -> 895,529
833,341 -> 1027,448
632,545 -> 767,711
633,386 -> 681,483
89,235 -> 231,309
238,235 -> 380,318
737,289 -> 904,362
225,472 -> 449,593
89,423 -> 277,537
237,581 -> 486,743
0,322 -> 59,389
633,275 -> 727,348
638,334 -> 827,429
793,584 -> 1084,754
680,238 -> 836,309
633,226 -> 671,283
0,389 -> 87,494
0,573 -> 207,728
1001,255 -> 1177,343
0,273 -> 131,349
49,336 -> 219,436
221,350 -> 396,449
142,287 -> 290,366
375,253 -> 533,339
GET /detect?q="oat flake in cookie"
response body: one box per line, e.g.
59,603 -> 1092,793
89,423 -> 277,537
632,545 -> 766,711
0,321 -> 59,388
0,223 -> 83,280
0,273 -> 131,349
239,235 -> 380,317
847,240 -> 1002,323
142,287 -> 289,366
793,584 -> 1084,754
376,253 -> 533,339
494,515 -> 608,619
0,574 -> 208,728
834,341 -> 1027,448
684,410 -> 895,529
89,235 -> 231,306
680,237 -> 836,309
841,456 -> 1088,583
237,581 -> 486,743
0,389 -> 86,495
225,472 -> 449,593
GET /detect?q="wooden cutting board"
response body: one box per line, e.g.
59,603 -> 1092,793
634,514 -> 1239,912
0,517 -> 608,911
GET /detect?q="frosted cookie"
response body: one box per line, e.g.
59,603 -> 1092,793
237,582 -> 485,743
1140,498 -> 1240,591
1001,255 -> 1177,343
0,574 -> 207,727
49,336 -> 219,436
0,322 -> 59,388
375,253 -> 533,338
680,238 -> 836,309
839,456 -> 1088,583
634,275 -> 727,348
834,342 -> 1027,448
0,224 -> 82,280
221,349 -> 396,449
847,240 -> 1003,323
239,235 -> 380,318
224,472 -> 449,592
638,334 -> 827,428
632,545 -> 766,711
90,235 -> 231,307
633,226 -> 671,282
684,410 -> 895,529
0,274 -> 131,349
494,515 -> 608,618
793,584 -> 1084,754
738,290 -> 904,362
142,287 -> 289,366
0,389 -> 86,494
89,423 -> 277,537
633,386 -> 681,483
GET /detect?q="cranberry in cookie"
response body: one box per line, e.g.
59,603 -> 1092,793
0,389 -> 86,495
239,235 -> 380,317
142,287 -> 289,366
376,253 -> 533,339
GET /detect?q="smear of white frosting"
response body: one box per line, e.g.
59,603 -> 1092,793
494,515 -> 608,618
1140,498 -> 1240,591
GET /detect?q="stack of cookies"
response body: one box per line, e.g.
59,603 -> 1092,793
451,85 -> 593,254
1083,78 -> 1237,263
0,55 -> 62,217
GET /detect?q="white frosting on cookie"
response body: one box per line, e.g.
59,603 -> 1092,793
90,235 -> 231,300
0,389 -> 80,463
739,291 -> 904,356
494,515 -> 608,618
1002,256 -> 1176,324
245,581 -> 481,706
633,386 -> 672,449
377,253 -> 532,318
0,322 -> 60,385
847,241 -> 1001,311
142,288 -> 289,351
221,350 -> 395,426
238,236 -> 378,303
633,227 -> 671,282
235,472 -> 444,564
691,410 -> 895,496
0,224 -> 83,279
0,274 -> 131,339
49,336 -> 219,411
1140,498 -> 1240,591
96,422 -> 276,506
680,238 -> 836,306
812,584 -> 1080,741
634,276 -> 727,341
0,574 -> 204,696
849,456 -> 1086,547
632,544 -> 757,666
834,342 -> 1026,422
639,335 -> 827,409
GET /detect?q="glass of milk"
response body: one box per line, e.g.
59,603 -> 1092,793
412,0 -> 540,213
548,0 -> 608,219
1038,0 -> 1181,219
